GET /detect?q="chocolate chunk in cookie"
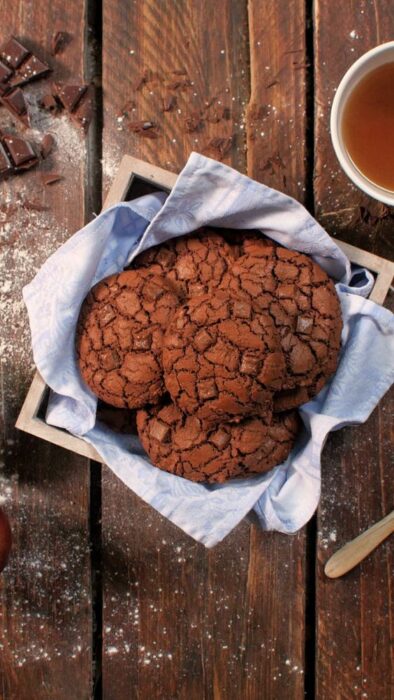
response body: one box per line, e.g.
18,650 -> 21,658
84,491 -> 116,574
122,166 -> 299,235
130,228 -> 235,298
219,236 -> 342,408
137,401 -> 300,483
76,269 -> 179,408
162,292 -> 286,425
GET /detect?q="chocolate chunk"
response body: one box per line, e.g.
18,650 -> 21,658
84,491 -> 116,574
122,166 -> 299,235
0,60 -> 12,83
71,88 -> 93,132
9,54 -> 51,88
52,82 -> 87,112
51,31 -> 71,56
204,135 -> 234,159
40,94 -> 60,112
0,143 -> 12,175
40,133 -> 55,159
128,120 -> 159,138
3,134 -> 36,167
0,37 -> 30,69
40,172 -> 62,185
1,87 -> 30,126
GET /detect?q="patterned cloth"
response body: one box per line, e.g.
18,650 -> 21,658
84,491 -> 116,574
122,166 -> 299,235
23,153 -> 394,547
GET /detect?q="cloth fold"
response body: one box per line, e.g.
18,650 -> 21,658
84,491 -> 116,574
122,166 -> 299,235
23,152 -> 394,547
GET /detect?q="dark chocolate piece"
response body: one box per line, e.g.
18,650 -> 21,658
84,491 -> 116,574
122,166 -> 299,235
40,93 -> 60,112
52,82 -> 87,112
3,134 -> 36,166
0,142 -> 12,175
71,89 -> 93,132
0,59 -> 12,83
0,37 -> 30,69
9,54 -> 51,88
1,87 -> 30,126
40,133 -> 55,159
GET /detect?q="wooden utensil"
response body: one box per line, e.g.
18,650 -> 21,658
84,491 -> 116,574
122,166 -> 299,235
325,510 -> 394,578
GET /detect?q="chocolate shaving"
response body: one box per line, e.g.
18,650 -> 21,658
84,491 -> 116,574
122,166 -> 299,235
40,133 -> 55,159
166,78 -> 192,91
162,95 -> 177,112
134,68 -> 152,91
41,171 -> 62,185
51,31 -> 71,56
172,68 -> 187,76
184,112 -> 203,133
204,135 -> 234,159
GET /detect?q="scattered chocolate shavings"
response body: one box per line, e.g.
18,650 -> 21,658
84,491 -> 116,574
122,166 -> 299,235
359,203 -> 392,226
51,31 -> 72,56
41,171 -> 62,185
40,134 -> 55,159
204,135 -> 234,159
162,95 -> 177,112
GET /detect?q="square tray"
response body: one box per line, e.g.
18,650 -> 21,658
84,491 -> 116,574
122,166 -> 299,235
15,155 -> 394,460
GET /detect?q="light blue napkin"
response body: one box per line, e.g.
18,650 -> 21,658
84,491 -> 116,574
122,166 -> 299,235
23,153 -> 394,547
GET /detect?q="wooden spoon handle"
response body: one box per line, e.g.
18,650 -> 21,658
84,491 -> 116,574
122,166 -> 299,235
324,510 -> 394,578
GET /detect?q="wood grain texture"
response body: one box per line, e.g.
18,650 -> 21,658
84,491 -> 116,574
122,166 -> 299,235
102,0 -> 249,191
314,1 -> 394,697
314,0 -> 394,257
0,2 -> 92,697
101,2 -> 307,699
247,0 -> 307,202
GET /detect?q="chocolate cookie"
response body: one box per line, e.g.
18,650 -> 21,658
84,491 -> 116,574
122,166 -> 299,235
131,229 -> 235,298
76,269 -> 179,408
136,401 -> 300,483
162,292 -> 286,425
219,236 -> 342,409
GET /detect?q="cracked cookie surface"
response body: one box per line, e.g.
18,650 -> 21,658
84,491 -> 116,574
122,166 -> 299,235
162,292 -> 285,425
136,401 -> 300,483
76,269 -> 179,408
219,236 -> 342,409
130,229 -> 235,298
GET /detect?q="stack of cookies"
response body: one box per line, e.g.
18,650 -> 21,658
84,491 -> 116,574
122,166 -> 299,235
76,230 -> 342,483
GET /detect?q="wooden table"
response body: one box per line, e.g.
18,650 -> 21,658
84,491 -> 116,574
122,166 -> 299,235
0,2 -> 393,698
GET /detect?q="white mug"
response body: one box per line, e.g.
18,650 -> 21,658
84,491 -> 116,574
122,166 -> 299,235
330,41 -> 394,206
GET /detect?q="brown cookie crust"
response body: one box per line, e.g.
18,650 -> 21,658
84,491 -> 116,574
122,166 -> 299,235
76,269 -> 179,408
219,237 -> 342,409
162,292 -> 286,425
130,229 -> 235,298
137,401 -> 300,483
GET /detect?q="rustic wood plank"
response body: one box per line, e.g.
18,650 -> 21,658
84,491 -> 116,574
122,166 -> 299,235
247,0 -> 308,203
314,2 -> 394,697
0,3 -> 92,698
101,1 -> 308,699
314,0 -> 394,257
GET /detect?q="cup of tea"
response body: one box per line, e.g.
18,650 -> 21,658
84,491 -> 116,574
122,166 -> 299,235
330,41 -> 394,206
